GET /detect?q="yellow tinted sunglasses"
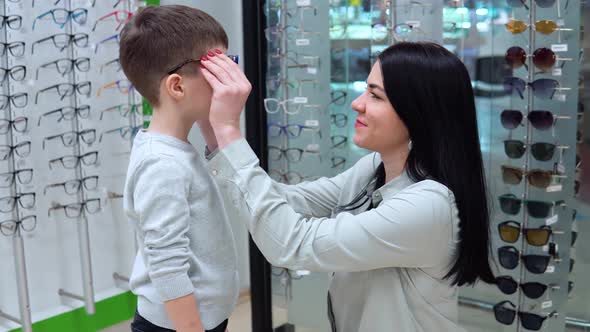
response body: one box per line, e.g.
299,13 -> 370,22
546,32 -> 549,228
505,19 -> 573,35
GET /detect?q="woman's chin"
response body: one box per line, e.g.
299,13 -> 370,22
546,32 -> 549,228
352,134 -> 365,149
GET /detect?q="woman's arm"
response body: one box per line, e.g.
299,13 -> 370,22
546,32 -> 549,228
209,139 -> 454,272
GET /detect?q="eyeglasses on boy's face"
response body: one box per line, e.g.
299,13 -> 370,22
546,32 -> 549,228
165,54 -> 239,75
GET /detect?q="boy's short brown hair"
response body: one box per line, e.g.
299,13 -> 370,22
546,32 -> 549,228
119,5 -> 228,106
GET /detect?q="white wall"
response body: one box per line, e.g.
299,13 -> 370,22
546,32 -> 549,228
160,0 -> 250,290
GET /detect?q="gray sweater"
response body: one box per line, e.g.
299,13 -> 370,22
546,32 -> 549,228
208,138 -> 464,332
124,130 -> 239,330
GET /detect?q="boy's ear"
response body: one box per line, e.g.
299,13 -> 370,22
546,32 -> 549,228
164,74 -> 185,100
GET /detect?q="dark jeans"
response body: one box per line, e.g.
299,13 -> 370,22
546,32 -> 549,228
131,310 -> 228,332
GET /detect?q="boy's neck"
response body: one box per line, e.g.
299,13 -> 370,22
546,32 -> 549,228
147,107 -> 194,143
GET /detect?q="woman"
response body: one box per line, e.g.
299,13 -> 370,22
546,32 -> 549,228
199,42 -> 496,332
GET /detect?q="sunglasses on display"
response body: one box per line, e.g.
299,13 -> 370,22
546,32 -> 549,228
42,129 -> 96,150
0,193 -> 35,212
44,176 -> 99,195
32,8 -> 87,30
0,15 -> 22,30
0,215 -> 36,236
0,117 -> 28,134
501,110 -> 570,131
0,142 -> 30,160
494,301 -> 557,330
268,123 -> 321,138
96,80 -> 134,97
0,169 -> 33,188
99,126 -> 141,142
49,151 -> 99,170
166,54 -> 239,75
498,194 -> 565,218
99,103 -> 141,120
498,246 -> 558,274
496,276 -> 559,299
501,165 -> 565,189
0,93 -> 27,109
35,82 -> 91,104
331,113 -> 348,128
0,42 -> 25,57
505,46 -> 572,71
505,19 -> 572,35
38,105 -> 91,126
36,57 -> 90,79
269,169 -> 319,185
32,33 -> 88,54
503,77 -> 570,100
48,198 -> 101,218
503,140 -> 565,161
497,220 -> 562,246
0,66 -> 26,83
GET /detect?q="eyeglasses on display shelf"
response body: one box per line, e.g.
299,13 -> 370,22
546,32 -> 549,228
42,129 -> 96,150
35,82 -> 92,104
48,198 -> 101,218
0,215 -> 37,236
494,301 -> 558,330
36,57 -> 91,79
48,151 -> 99,170
38,105 -> 91,125
44,176 -> 99,195
32,8 -> 88,30
31,33 -> 89,54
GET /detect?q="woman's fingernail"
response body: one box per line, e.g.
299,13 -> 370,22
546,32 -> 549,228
215,49 -> 222,54
207,50 -> 215,57
200,56 -> 207,61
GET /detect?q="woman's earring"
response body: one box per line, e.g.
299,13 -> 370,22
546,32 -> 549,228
408,140 -> 413,151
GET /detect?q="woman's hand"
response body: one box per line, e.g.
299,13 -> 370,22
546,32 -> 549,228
199,49 -> 251,149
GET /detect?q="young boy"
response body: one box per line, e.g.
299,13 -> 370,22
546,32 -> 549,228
120,5 -> 238,332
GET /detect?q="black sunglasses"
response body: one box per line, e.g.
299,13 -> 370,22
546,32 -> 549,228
503,140 -> 563,161
503,77 -> 570,100
501,109 -> 570,131
498,194 -> 565,218
494,301 -> 557,330
498,245 -> 559,274
496,276 -> 558,299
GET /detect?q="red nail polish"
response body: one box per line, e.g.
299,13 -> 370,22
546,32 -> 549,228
207,50 -> 215,57
200,56 -> 207,61
215,49 -> 222,54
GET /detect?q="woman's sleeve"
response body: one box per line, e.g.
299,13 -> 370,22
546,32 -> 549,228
270,153 -> 375,217
208,139 -> 454,272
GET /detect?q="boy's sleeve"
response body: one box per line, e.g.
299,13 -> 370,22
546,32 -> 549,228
134,156 -> 194,302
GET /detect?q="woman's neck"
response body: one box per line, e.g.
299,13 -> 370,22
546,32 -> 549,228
380,147 -> 409,183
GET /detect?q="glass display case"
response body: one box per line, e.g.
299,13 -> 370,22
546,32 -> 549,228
244,0 -> 586,331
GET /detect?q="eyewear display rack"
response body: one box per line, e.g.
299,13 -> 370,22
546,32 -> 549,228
0,1 -> 142,331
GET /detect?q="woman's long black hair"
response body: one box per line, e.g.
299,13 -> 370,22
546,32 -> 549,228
375,42 -> 495,286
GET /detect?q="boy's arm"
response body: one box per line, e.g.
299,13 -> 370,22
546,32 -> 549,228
165,294 -> 204,332
134,156 -> 204,332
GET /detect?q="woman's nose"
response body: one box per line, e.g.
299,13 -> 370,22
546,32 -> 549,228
351,94 -> 365,113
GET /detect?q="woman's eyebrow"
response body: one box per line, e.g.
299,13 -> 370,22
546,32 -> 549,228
367,82 -> 384,91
